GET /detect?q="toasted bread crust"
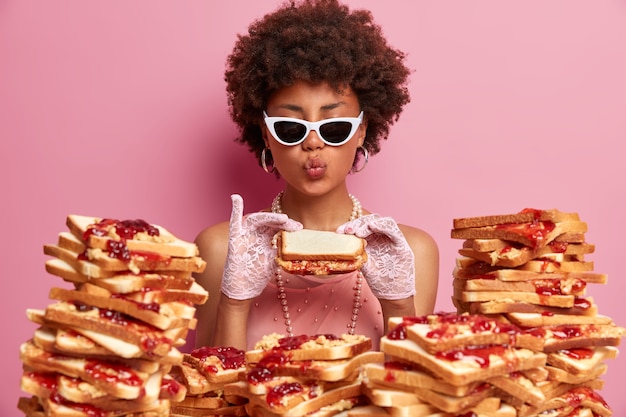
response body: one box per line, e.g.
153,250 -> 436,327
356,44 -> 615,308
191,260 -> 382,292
278,230 -> 366,261
452,209 -> 580,229
247,334 -> 372,363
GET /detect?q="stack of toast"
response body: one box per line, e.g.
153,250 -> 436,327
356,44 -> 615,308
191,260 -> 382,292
18,214 -> 209,417
449,208 -> 625,416
361,312 -> 547,417
222,333 -> 382,417
169,346 -> 248,417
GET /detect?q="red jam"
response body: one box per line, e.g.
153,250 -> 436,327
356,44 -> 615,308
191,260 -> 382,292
111,294 -> 160,313
495,220 -> 556,248
266,382 -> 304,407
563,387 -> 610,410
519,208 -> 544,219
276,334 -> 339,350
561,348 -> 594,360
573,297 -> 592,310
84,218 -> 159,240
550,325 -> 585,339
435,345 -> 506,368
386,316 -> 428,340
50,393 -> 106,417
83,218 -> 161,262
190,346 -> 245,372
549,241 -> 569,253
26,372 -> 58,391
247,366 -> 274,384
84,361 -> 142,386
383,361 -> 419,382
161,377 -> 182,396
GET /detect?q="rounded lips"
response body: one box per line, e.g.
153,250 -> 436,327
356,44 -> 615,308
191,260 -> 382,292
304,158 -> 326,179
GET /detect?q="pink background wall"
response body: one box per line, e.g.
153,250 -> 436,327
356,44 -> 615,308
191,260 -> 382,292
1,1 -> 625,415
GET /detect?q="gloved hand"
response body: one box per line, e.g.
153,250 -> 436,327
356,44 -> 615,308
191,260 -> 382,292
337,214 -> 415,300
221,194 -> 303,300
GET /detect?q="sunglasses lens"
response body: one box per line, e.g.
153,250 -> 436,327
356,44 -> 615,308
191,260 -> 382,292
274,121 -> 307,143
319,121 -> 352,144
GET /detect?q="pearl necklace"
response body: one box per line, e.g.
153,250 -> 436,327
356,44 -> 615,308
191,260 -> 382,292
271,190 -> 364,336
271,191 -> 363,222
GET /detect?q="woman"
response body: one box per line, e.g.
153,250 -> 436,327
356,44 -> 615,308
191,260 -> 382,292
194,0 -> 439,351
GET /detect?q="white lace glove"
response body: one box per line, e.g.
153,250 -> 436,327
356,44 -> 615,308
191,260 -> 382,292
221,194 -> 303,300
337,214 -> 415,300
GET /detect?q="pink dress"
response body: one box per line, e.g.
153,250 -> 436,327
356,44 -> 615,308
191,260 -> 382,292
246,270 -> 384,351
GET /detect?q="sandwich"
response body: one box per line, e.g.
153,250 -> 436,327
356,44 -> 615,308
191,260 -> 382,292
169,346 -> 248,417
221,333 -> 378,417
275,229 -> 367,275
17,214 -> 209,417
447,208 -> 625,417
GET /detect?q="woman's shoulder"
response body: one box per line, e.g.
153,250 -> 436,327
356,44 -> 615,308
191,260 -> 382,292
194,220 -> 230,254
397,222 -> 439,258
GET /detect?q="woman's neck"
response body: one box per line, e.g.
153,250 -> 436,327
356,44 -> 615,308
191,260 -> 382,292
271,188 -> 362,231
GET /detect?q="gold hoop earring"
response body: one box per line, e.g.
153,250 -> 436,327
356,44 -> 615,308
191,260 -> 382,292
261,148 -> 275,173
352,146 -> 369,173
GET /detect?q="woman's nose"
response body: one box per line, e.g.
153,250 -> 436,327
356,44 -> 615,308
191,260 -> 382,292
301,129 -> 325,150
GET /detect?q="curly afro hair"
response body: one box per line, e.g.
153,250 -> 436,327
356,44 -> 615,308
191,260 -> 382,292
225,0 -> 411,167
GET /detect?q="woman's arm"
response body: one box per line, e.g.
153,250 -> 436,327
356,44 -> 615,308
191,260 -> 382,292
193,221 -> 239,347
212,294 -> 251,350
399,224 -> 439,316
376,225 -> 438,331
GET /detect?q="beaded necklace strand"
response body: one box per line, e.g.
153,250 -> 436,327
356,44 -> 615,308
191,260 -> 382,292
271,190 -> 364,336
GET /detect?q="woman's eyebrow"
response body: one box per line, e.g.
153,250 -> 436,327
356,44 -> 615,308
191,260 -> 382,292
275,102 -> 347,113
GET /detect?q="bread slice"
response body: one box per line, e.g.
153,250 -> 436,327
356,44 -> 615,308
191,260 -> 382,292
251,351 -> 383,382
20,340 -> 156,400
67,214 -> 199,258
170,403 -> 247,417
184,346 -> 246,384
452,209 -> 580,229
388,314 -> 545,353
46,255 -> 195,290
363,362 -> 484,397
247,373 -> 360,397
505,312 -> 613,327
545,346 -> 618,375
39,395 -> 171,417
361,381 -> 431,408
451,220 -> 588,249
344,401 -> 517,417
460,290 -> 576,308
225,379 -> 363,416
517,259 -> 594,273
17,396 -> 45,417
523,386 -> 612,417
459,242 -> 595,268
462,238 -> 592,254
246,334 -> 372,363
541,323 -> 626,352
279,230 -> 366,261
379,337 -> 547,386
30,325 -> 182,371
170,362 -> 215,396
57,372 -> 163,406
453,264 -> 607,284
487,371 -> 545,407
276,229 -> 367,276
455,277 -> 587,296
47,286 -> 194,331
366,379 -> 496,414
56,232 -> 206,274
174,394 -> 230,410
33,302 -> 187,358
457,297 -> 599,317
